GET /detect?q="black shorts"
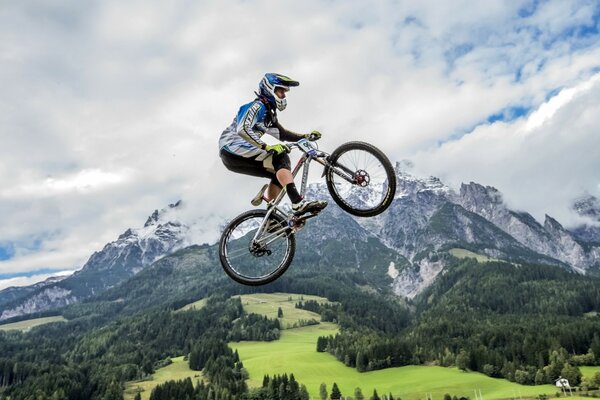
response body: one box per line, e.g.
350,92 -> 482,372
220,148 -> 291,187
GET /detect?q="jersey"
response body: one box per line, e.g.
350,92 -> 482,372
219,99 -> 282,161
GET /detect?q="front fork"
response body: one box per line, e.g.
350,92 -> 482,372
316,156 -> 356,184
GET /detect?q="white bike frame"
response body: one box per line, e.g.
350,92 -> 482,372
250,139 -> 355,246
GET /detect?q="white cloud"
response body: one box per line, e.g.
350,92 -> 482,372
412,73 -> 600,227
0,0 -> 599,280
0,270 -> 74,292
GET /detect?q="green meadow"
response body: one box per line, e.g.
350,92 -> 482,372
581,366 -> 600,378
176,297 -> 208,312
235,292 -> 331,329
449,248 -> 499,263
230,293 -> 560,400
123,292 -> 591,400
0,316 -> 66,332
124,356 -> 203,400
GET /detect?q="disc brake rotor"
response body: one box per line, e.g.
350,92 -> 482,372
354,169 -> 370,187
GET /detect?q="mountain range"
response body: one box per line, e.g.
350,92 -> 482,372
1,164 -> 599,321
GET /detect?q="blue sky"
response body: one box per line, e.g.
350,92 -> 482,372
1,0 -> 599,288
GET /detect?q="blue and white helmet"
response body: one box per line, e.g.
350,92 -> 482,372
259,73 -> 299,111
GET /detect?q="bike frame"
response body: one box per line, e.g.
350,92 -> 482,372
250,139 -> 357,246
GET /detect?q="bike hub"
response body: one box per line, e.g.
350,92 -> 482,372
249,241 -> 270,257
354,169 -> 370,187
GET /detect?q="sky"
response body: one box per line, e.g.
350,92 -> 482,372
1,0 -> 600,289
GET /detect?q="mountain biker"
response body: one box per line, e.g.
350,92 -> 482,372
219,73 -> 328,215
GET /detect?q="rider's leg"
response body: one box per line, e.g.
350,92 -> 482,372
266,168 -> 293,201
269,154 -> 326,213
266,182 -> 281,201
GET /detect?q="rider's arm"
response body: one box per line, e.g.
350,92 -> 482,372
275,122 -> 305,142
236,102 -> 268,150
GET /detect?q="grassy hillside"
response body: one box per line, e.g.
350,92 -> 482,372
231,321 -> 561,400
0,316 -> 66,332
175,298 -> 208,312
449,248 -> 499,263
236,292 -> 331,329
230,292 -> 560,400
581,366 -> 600,378
124,356 -> 203,400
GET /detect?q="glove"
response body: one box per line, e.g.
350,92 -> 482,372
305,130 -> 322,141
265,143 -> 290,155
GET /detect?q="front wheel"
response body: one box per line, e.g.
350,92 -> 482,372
325,141 -> 396,217
219,209 -> 296,286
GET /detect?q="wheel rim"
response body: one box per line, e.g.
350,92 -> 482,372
329,148 -> 391,212
222,213 -> 292,282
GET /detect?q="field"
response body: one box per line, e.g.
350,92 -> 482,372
175,297 -> 208,312
449,248 -> 499,263
235,292 -> 331,329
231,292 -> 560,400
0,316 -> 66,332
581,366 -> 600,378
124,356 -> 202,400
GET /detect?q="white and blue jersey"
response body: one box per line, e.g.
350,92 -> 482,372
219,100 -> 282,161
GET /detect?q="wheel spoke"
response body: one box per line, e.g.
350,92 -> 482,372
326,143 -> 396,216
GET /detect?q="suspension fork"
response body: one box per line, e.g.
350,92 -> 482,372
313,156 -> 356,183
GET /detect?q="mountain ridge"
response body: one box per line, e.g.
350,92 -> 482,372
2,166 -> 599,319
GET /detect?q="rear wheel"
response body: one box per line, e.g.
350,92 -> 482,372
219,209 -> 295,286
325,141 -> 396,217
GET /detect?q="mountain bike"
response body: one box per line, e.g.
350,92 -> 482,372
219,139 -> 396,286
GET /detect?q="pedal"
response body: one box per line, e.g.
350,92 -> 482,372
288,216 -> 306,232
251,184 -> 268,206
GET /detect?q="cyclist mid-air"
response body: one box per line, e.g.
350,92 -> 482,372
218,73 -> 396,286
218,73 -> 328,215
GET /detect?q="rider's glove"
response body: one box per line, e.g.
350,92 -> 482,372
265,143 -> 290,155
305,130 -> 322,141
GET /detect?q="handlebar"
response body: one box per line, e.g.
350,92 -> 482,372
267,137 -> 321,156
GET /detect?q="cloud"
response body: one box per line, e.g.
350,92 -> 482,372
0,270 -> 74,292
1,0 -> 599,281
412,73 -> 600,227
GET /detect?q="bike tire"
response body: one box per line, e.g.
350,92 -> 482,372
219,209 -> 296,286
325,141 -> 396,217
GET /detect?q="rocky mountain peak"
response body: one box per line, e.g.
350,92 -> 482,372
544,214 -> 565,232
459,182 -> 503,204
0,201 -> 190,321
570,195 -> 600,243
573,195 -> 600,221
144,200 -> 183,227
118,228 -> 135,240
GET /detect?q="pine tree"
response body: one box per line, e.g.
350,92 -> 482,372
561,363 -> 582,386
300,384 -> 310,400
279,382 -> 286,400
317,336 -> 327,352
331,382 -> 342,399
278,307 -> 284,318
456,350 -> 470,371
290,373 -> 300,397
355,387 -> 365,400
356,351 -> 368,372
371,389 -> 381,400
591,334 -> 600,363
103,381 -> 123,400
320,383 -> 328,400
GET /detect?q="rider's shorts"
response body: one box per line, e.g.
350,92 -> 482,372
220,148 -> 291,188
